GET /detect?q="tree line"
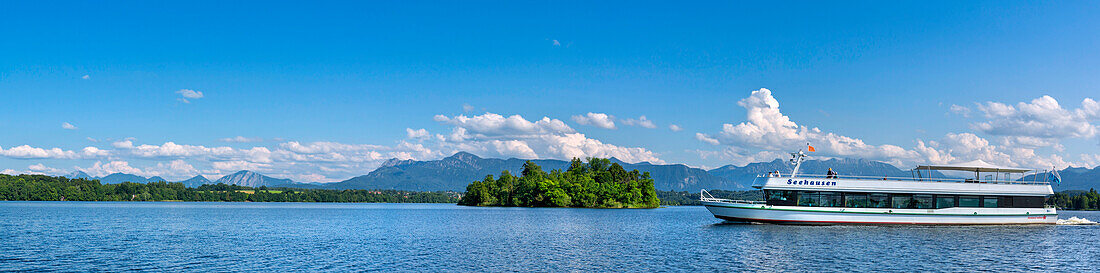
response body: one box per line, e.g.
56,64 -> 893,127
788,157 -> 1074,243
1047,189 -> 1100,210
458,158 -> 660,208
0,174 -> 459,203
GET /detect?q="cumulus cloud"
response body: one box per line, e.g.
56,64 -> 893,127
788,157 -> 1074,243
90,139 -> 427,181
437,113 -> 575,136
702,88 -> 907,162
696,88 -> 1080,169
571,112 -> 616,129
1082,154 -> 1100,169
0,145 -> 107,159
695,133 -> 720,145
622,116 -> 657,129
62,122 -> 77,130
81,75 -> 90,80
406,128 -> 431,139
220,136 -> 263,143
669,124 -> 683,132
949,104 -> 971,117
462,103 -> 475,112
176,89 -> 204,103
434,112 -> 661,163
27,163 -> 63,175
5,111 -> 657,181
972,95 -> 1098,139
78,161 -> 147,177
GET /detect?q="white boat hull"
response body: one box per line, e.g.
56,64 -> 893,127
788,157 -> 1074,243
703,201 -> 1058,225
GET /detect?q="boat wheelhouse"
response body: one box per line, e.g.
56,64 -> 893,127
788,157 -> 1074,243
701,150 -> 1057,225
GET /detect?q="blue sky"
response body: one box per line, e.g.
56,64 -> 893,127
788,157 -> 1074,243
2,1 -> 1099,182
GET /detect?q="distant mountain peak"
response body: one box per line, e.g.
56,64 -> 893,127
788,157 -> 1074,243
65,170 -> 91,179
381,158 -> 416,168
214,170 -> 294,187
442,152 -> 483,167
447,151 -> 481,161
178,175 -> 212,188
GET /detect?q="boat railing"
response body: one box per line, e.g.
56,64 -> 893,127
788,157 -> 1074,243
756,173 -> 1050,185
699,189 -> 766,204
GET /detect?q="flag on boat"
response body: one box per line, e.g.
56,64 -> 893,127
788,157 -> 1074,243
1051,168 -> 1061,185
807,145 -> 815,152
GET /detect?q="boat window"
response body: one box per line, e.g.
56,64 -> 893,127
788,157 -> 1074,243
998,196 -> 1014,208
891,194 -> 912,209
798,191 -> 818,207
869,194 -> 890,208
913,195 -> 933,209
844,193 -> 870,208
935,196 -> 956,209
1011,196 -> 1045,208
982,197 -> 998,208
959,196 -> 980,207
819,192 -> 842,207
765,190 -> 798,206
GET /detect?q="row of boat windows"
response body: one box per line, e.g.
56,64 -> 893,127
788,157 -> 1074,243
764,190 -> 1047,209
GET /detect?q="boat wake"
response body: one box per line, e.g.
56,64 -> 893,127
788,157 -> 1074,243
1057,217 -> 1099,225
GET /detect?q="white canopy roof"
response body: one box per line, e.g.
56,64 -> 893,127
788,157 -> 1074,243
916,160 -> 1031,173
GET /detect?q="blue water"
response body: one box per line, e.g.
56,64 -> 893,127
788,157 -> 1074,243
1,202 -> 1098,272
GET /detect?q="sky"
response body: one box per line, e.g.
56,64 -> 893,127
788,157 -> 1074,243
2,1 -> 1099,182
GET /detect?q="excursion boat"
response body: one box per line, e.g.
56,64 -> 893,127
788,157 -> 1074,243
701,150 -> 1058,225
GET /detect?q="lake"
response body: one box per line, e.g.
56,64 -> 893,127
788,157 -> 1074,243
1,202 -> 1098,272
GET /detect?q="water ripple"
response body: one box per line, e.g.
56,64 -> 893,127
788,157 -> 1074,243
0,202 -> 1097,272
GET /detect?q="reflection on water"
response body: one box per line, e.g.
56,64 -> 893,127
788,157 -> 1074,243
0,202 -> 1097,272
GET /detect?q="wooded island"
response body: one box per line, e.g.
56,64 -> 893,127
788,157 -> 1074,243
458,158 -> 660,208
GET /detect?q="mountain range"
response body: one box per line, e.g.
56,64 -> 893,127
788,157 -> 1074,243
65,171 -> 168,184
64,170 -> 303,188
326,152 -> 735,191
62,152 -> 1100,192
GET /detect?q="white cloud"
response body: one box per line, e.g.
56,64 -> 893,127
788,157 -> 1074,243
622,115 -> 657,129
81,75 -> 90,80
462,103 -> 475,112
949,104 -> 971,118
406,128 -> 431,139
1081,154 -> 1100,169
176,89 -> 204,103
552,39 -> 561,46
973,95 -> 1097,139
62,122 -> 77,130
27,163 -> 63,174
78,161 -> 147,177
0,145 -> 106,159
434,112 -> 662,163
86,137 -> 99,143
220,136 -> 263,143
694,88 -> 1083,169
695,133 -> 720,145
112,140 -> 134,149
571,112 -> 616,129
437,113 -> 575,136
5,111 -> 661,181
668,124 -> 683,132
